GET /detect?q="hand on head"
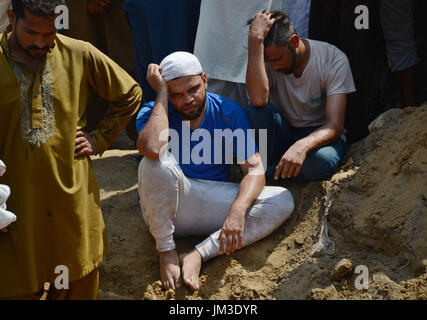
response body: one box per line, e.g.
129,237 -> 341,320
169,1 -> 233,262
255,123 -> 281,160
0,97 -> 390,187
248,11 -> 284,40
146,64 -> 168,93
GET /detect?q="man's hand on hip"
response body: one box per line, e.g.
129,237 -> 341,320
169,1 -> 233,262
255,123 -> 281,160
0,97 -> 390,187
275,141 -> 308,180
74,130 -> 96,158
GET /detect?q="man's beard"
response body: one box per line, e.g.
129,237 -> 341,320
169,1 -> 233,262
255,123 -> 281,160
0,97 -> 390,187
278,44 -> 299,75
176,93 -> 206,121
13,30 -> 52,60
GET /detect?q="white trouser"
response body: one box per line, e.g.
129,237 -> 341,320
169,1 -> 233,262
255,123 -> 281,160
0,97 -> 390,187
137,154 -> 295,261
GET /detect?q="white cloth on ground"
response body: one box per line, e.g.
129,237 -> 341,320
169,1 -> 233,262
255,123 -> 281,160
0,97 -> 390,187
0,184 -> 10,206
0,206 -> 16,229
0,160 -> 16,229
0,160 -> 5,177
137,153 -> 294,261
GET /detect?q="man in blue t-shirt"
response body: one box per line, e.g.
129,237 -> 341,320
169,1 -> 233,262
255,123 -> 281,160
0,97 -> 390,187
137,51 -> 294,291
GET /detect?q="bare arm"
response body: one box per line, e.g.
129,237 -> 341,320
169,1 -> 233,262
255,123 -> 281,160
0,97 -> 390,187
296,94 -> 346,150
137,64 -> 169,160
275,93 -> 347,179
246,12 -> 280,107
218,153 -> 265,255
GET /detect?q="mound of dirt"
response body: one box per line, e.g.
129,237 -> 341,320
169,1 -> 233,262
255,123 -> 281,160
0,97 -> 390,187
93,104 -> 427,300
310,104 -> 427,300
329,105 -> 427,276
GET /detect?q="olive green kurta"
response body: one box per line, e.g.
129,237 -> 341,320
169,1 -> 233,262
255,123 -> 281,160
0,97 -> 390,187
0,30 -> 142,298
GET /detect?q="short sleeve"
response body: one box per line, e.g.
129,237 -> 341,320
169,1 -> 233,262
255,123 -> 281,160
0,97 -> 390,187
326,48 -> 356,96
230,103 -> 258,163
136,102 -> 155,134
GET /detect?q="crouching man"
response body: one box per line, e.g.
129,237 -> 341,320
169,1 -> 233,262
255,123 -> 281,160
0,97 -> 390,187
136,52 -> 295,291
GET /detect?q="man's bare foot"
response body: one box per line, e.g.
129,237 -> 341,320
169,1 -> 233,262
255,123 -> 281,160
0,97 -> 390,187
180,249 -> 202,291
159,250 -> 182,290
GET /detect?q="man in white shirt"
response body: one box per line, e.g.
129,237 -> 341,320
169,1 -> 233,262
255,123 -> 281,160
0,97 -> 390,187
246,11 -> 356,181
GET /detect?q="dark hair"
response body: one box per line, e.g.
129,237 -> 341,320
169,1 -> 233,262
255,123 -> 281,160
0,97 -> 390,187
247,10 -> 297,47
12,0 -> 66,20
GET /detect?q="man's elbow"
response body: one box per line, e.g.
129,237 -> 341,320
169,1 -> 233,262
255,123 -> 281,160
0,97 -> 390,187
249,93 -> 269,107
330,123 -> 344,140
335,120 -> 345,135
247,83 -> 269,107
138,147 -> 160,160
137,138 -> 160,160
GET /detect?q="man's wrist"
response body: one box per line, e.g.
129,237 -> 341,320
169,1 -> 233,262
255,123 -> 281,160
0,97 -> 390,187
230,202 -> 249,216
295,137 -> 313,154
249,34 -> 265,45
88,134 -> 97,155
89,131 -> 105,156
157,85 -> 168,95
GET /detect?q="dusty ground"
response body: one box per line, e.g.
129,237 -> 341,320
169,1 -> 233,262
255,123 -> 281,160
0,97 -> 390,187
93,104 -> 427,300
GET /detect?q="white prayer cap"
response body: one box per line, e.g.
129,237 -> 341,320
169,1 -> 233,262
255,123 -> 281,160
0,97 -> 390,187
160,51 -> 203,81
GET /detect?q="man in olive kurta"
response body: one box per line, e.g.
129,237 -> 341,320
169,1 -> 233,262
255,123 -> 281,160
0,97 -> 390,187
0,0 -> 142,299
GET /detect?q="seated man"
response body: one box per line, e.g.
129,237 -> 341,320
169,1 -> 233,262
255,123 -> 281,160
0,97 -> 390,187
136,51 -> 294,291
246,11 -> 356,181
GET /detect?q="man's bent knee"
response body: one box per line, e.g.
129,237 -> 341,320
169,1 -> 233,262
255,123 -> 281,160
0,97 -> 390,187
245,103 -> 278,128
138,155 -> 180,187
300,146 -> 342,181
257,187 -> 295,224
273,188 -> 295,222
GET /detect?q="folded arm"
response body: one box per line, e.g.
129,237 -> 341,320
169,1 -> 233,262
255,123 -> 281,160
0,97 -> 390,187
246,12 -> 281,107
84,42 -> 143,155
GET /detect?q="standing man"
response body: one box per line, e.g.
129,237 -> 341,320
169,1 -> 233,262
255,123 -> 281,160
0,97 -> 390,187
137,51 -> 294,291
0,0 -> 142,299
246,11 -> 356,181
